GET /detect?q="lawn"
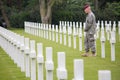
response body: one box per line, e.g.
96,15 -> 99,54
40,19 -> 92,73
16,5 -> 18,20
1,28 -> 120,80
0,47 -> 30,80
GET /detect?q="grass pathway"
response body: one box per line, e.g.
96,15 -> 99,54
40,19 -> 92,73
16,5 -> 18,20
0,47 -> 30,80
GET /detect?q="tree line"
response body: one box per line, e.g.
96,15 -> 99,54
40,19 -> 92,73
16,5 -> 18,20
0,0 -> 120,28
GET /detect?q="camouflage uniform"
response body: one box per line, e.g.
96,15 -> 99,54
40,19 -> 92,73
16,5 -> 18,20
84,12 -> 96,54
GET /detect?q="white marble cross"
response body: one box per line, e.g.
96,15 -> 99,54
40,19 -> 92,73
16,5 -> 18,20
68,23 -> 72,47
56,25 -> 59,43
57,52 -> 67,80
30,40 -> 36,80
37,43 -> 44,80
98,70 -> 111,80
79,22 -> 82,51
24,38 -> 30,77
73,59 -> 84,80
110,31 -> 116,61
73,22 -> 77,49
100,22 -> 106,58
45,47 -> 54,80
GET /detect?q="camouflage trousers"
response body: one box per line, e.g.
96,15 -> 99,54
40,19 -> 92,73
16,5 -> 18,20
84,33 -> 96,53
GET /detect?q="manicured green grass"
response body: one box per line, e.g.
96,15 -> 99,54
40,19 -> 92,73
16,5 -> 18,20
0,47 -> 30,80
2,28 -> 120,80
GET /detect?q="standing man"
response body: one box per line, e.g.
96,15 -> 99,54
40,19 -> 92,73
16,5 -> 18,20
82,4 -> 96,57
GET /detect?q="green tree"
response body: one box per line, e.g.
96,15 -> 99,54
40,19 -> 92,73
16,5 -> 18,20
1,0 -> 120,28
39,0 -> 63,24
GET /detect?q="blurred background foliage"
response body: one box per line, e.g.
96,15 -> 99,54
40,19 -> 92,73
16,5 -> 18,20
0,0 -> 120,28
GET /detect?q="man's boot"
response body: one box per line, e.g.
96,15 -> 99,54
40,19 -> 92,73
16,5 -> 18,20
92,52 -> 96,57
81,52 -> 89,57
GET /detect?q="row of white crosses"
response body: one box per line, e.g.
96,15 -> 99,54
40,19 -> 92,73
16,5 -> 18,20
99,21 -> 117,61
0,26 -> 78,80
96,20 -> 116,40
25,20 -> 120,42
0,26 -> 112,80
60,21 -> 84,50
25,20 -> 119,61
63,21 -> 117,61
24,21 -> 83,51
0,28 -> 25,72
0,26 -> 66,80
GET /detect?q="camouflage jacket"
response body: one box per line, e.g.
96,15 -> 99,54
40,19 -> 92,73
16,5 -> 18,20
84,12 -> 96,35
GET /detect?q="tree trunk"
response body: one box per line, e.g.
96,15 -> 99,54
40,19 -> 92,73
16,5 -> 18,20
40,0 -> 47,23
39,0 -> 54,24
94,0 -> 98,10
0,0 -> 11,28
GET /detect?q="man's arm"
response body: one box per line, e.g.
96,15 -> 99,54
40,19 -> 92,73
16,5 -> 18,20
84,15 -> 94,32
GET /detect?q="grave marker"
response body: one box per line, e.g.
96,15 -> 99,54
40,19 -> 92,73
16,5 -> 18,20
46,24 -> 49,39
63,24 -> 67,46
49,24 -> 52,40
68,22 -> 72,47
52,25 -> 55,41
96,23 -> 100,39
45,47 -> 54,80
57,52 -> 67,80
59,23 -> 63,44
98,70 -> 111,80
56,25 -> 59,43
30,40 -> 36,80
106,24 -> 110,40
100,23 -> 105,58
37,43 -> 44,80
20,36 -> 25,72
73,22 -> 76,49
110,31 -> 116,61
73,59 -> 84,80
24,38 -> 30,77
79,22 -> 82,51
76,22 -> 79,35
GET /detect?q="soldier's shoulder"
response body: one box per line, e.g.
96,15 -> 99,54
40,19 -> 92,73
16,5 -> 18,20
91,12 -> 95,16
90,12 -> 95,19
